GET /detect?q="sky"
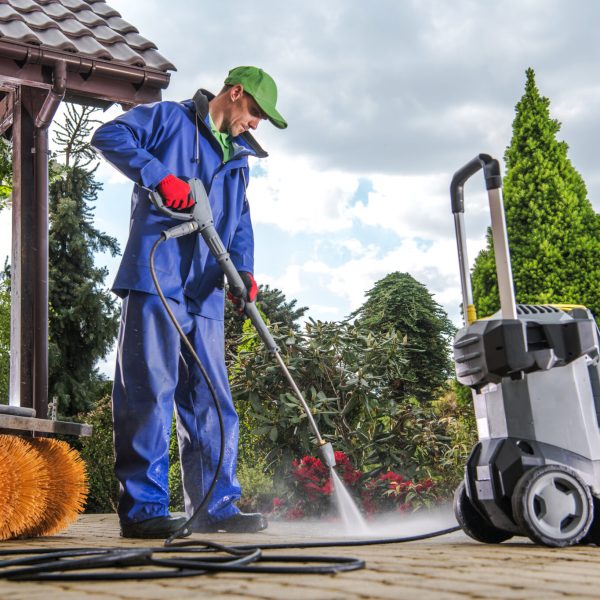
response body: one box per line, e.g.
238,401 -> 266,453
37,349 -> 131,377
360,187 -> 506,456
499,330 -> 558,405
2,0 -> 600,374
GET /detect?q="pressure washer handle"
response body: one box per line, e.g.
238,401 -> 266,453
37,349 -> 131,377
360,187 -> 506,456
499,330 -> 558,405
149,189 -> 195,221
450,155 -> 516,324
150,179 -> 213,226
450,153 -> 502,214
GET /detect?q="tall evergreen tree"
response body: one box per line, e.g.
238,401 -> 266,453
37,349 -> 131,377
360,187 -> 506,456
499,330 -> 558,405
471,68 -> 600,322
48,105 -> 120,415
350,272 -> 455,403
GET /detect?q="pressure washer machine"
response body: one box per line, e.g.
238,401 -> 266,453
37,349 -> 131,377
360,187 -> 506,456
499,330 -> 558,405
450,154 -> 600,547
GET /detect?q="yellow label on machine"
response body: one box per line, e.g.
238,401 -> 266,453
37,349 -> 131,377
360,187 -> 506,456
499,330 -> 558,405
466,304 -> 477,325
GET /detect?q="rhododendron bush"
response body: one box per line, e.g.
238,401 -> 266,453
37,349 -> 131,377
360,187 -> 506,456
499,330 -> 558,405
270,451 -> 438,520
231,319 -> 475,499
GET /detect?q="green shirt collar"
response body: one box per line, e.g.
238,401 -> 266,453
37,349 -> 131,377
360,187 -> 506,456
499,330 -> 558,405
208,113 -> 232,162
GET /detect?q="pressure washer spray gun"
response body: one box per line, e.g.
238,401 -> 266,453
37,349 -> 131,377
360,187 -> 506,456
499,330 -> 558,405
150,178 -> 336,469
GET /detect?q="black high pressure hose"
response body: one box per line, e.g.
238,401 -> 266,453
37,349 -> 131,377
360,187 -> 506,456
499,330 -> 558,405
148,236 -> 224,542
0,212 -> 460,582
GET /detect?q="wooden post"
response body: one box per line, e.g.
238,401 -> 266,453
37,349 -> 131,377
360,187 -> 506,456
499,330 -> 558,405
9,85 -> 47,416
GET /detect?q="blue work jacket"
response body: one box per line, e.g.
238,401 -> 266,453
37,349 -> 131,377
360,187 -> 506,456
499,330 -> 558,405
91,89 -> 267,320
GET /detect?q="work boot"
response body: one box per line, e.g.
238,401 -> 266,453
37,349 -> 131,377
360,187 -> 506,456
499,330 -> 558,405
194,512 -> 268,533
120,516 -> 191,539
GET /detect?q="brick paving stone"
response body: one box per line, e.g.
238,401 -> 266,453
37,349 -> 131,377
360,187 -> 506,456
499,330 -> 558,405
2,514 -> 600,599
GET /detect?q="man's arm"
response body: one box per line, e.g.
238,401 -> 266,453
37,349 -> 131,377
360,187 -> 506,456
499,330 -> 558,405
91,102 -> 175,190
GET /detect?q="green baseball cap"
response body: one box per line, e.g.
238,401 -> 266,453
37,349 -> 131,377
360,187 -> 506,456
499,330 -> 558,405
224,66 -> 287,129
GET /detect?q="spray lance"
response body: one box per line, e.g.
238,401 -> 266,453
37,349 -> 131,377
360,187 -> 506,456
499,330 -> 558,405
150,178 -> 336,469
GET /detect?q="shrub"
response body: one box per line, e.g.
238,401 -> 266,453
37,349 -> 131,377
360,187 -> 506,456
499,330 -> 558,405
431,380 -> 477,496
237,458 -> 274,513
360,470 -> 436,515
232,318 -> 477,498
273,451 -> 438,520
78,395 -> 119,513
78,398 -> 190,514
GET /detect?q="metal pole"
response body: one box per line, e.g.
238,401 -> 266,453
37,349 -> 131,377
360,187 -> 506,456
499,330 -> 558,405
488,188 -> 517,320
273,351 -> 324,445
453,211 -> 475,325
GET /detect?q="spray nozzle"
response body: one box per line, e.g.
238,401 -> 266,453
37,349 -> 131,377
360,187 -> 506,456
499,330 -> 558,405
318,441 -> 336,469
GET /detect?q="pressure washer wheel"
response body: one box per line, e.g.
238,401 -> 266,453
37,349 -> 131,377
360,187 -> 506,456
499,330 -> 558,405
581,497 -> 600,545
511,465 -> 593,547
453,481 -> 513,544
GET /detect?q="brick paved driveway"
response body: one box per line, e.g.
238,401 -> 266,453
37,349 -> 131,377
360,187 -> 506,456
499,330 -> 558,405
2,513 -> 600,599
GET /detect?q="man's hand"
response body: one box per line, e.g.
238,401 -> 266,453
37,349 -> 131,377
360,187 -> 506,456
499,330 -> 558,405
157,174 -> 195,210
227,272 -> 258,315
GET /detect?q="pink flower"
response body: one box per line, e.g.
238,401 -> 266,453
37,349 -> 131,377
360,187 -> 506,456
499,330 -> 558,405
321,479 -> 333,495
285,507 -> 305,520
334,450 -> 348,464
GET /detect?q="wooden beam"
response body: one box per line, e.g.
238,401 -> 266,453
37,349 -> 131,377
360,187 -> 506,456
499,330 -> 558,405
0,414 -> 92,436
0,56 -> 166,108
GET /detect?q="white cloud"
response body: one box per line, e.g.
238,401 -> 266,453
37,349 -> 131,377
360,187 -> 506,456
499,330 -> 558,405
249,155 -> 356,234
331,238 -> 369,258
554,85 -> 600,122
265,233 -> 486,327
248,148 -> 497,328
249,145 -> 497,245
351,172 -> 451,239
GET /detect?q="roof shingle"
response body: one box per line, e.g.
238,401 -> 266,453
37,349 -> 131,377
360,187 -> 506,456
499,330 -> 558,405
0,0 -> 175,72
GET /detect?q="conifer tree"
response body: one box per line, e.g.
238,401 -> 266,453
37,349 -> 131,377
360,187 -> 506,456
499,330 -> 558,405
48,105 -> 120,415
350,272 -> 455,403
471,68 -> 600,322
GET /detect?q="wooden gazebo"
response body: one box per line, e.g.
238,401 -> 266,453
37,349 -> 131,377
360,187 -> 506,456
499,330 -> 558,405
0,0 -> 175,435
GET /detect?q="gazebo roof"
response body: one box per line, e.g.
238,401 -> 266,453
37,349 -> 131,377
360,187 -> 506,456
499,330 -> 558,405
0,0 -> 176,107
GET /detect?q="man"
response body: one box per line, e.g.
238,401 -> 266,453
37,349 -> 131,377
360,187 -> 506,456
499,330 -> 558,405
92,66 -> 287,539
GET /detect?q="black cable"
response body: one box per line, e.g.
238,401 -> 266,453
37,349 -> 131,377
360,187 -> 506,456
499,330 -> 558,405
0,526 -> 465,580
0,543 -> 366,580
169,524 -> 461,551
149,235 -> 225,543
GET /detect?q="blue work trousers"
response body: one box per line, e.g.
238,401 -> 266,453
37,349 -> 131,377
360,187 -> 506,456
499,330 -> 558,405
112,290 -> 241,526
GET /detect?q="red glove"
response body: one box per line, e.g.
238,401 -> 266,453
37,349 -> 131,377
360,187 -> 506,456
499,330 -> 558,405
157,174 -> 195,210
227,272 -> 258,314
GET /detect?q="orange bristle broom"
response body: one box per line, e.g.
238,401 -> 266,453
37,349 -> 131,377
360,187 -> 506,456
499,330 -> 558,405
22,438 -> 88,537
0,435 -> 20,538
0,434 -> 50,540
